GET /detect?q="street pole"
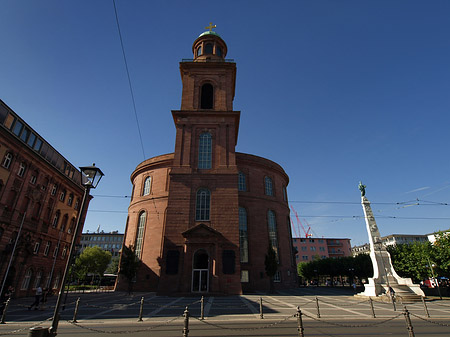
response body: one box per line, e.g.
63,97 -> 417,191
48,186 -> 90,336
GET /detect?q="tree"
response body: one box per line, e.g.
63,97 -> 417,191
106,256 -> 120,274
265,244 -> 278,293
119,245 -> 140,293
74,246 -> 112,283
387,242 -> 432,282
431,231 -> 450,277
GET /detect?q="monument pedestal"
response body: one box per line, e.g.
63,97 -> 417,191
358,195 -> 424,300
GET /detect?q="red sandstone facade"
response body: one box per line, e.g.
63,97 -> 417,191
0,100 -> 87,298
117,30 -> 297,294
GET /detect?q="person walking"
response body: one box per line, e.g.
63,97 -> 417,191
28,286 -> 42,310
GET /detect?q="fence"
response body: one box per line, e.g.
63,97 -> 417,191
0,295 -> 449,336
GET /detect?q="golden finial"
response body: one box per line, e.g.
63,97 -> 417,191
205,22 -> 216,32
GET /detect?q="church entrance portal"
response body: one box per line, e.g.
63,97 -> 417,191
192,249 -> 209,292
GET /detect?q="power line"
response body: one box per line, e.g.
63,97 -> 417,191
112,0 -> 146,160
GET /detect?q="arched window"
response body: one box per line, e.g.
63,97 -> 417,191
68,217 -> 75,234
135,211 -> 146,259
60,214 -> 68,231
197,46 -> 202,56
52,211 -> 60,228
238,172 -> 246,191
21,268 -> 32,290
2,152 -> 13,169
216,46 -> 222,57
198,133 -> 212,169
264,176 -> 273,196
239,207 -> 249,263
33,270 -> 42,289
143,177 -> 151,196
67,193 -> 74,206
267,210 -> 279,261
205,43 -> 213,54
200,83 -> 213,109
195,189 -> 210,221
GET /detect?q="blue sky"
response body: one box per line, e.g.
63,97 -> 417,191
1,1 -> 449,246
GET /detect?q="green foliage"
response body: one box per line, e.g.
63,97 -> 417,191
296,254 -> 373,282
106,256 -> 120,274
74,246 -> 112,280
387,242 -> 432,282
119,245 -> 140,282
431,231 -> 450,277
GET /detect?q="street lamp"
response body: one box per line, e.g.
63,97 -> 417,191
49,164 -> 104,336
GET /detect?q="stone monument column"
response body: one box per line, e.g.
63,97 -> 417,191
358,182 -> 424,299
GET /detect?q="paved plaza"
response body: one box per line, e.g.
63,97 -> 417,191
0,287 -> 449,336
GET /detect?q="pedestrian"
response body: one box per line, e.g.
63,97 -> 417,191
388,286 -> 395,300
39,288 -> 48,310
28,286 -> 42,310
0,286 -> 14,315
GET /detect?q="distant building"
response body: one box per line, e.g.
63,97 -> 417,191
352,233 -> 431,256
352,243 -> 370,256
80,231 -> 124,257
293,237 -> 352,263
0,99 -> 87,298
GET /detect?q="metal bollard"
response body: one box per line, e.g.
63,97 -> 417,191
421,296 -> 430,318
259,297 -> 264,319
315,296 -> 320,318
28,326 -> 49,337
296,306 -> 304,337
369,297 -> 376,318
72,297 -> 80,323
200,296 -> 204,320
182,306 -> 189,337
402,306 -> 415,337
138,296 -> 144,322
1,298 -> 10,324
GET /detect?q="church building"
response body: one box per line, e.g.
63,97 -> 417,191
117,27 -> 296,294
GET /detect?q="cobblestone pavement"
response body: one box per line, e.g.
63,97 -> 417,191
0,287 -> 449,336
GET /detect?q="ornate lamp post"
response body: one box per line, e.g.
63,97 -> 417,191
49,164 -> 104,336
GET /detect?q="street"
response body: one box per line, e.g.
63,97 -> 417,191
0,287 -> 449,336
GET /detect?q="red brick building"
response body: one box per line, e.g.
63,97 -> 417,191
0,99 -> 87,298
117,29 -> 297,294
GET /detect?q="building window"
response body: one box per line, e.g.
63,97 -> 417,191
143,176 -> 151,196
67,193 -> 73,206
198,132 -> 212,169
238,171 -> 246,191
18,162 -> 26,177
68,217 -> 75,234
200,83 -> 214,109
52,211 -> 60,228
51,184 -> 58,196
282,186 -> 287,201
197,46 -> 202,56
60,214 -> 68,231
195,188 -> 210,221
264,177 -> 273,196
273,271 -> 281,283
59,189 -> 66,202
240,270 -> 249,283
267,210 -> 279,260
12,120 -> 23,136
30,172 -> 38,185
53,273 -> 61,289
44,241 -> 51,256
53,244 -> 59,258
216,46 -> 222,57
135,211 -> 146,259
222,250 -> 235,274
204,43 -> 213,54
33,239 -> 41,254
20,127 -> 30,143
74,198 -> 80,210
301,246 -> 307,251
61,246 -> 67,258
310,246 -> 316,251
302,255 -> 308,261
21,268 -> 32,290
2,152 -> 13,169
239,207 -> 249,263
33,270 -> 42,289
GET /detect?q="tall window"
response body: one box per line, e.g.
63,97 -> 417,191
239,207 -> 249,263
52,211 -> 60,228
33,270 -> 42,289
238,172 -> 246,191
205,43 -> 213,54
44,241 -> 51,256
143,177 -> 151,196
2,152 -> 13,169
264,176 -> 273,196
198,133 -> 212,169
21,268 -> 32,290
18,162 -> 26,177
195,189 -> 210,221
267,210 -> 279,260
135,212 -> 146,259
200,83 -> 213,109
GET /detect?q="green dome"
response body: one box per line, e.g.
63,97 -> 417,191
198,30 -> 221,38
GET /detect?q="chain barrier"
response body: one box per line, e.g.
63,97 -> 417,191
0,317 -> 52,336
409,312 -> 450,327
67,315 -> 183,334
142,299 -> 201,309
302,311 -> 403,328
204,301 -> 248,308
191,313 -> 297,331
318,297 -> 370,307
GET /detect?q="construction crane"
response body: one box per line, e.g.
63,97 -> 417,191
290,205 -> 312,238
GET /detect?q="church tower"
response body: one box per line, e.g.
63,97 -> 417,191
160,25 -> 242,294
